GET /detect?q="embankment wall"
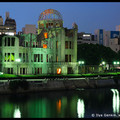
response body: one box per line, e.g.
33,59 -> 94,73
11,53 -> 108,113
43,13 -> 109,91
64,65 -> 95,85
0,78 -> 119,94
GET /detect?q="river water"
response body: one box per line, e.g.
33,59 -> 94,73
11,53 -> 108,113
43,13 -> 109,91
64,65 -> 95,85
0,88 -> 120,118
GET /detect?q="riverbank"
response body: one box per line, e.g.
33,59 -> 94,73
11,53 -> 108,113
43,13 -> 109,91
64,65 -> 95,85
0,75 -> 119,94
0,72 -> 119,79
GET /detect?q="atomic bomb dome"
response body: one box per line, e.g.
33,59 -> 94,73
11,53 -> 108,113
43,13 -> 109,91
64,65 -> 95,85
38,9 -> 63,21
38,9 -> 63,31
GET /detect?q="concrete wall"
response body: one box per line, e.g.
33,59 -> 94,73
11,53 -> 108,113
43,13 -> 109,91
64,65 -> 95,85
0,77 -> 118,94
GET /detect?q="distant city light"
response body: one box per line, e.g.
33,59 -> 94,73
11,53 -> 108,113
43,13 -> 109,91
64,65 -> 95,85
5,32 -> 14,36
83,34 -> 90,37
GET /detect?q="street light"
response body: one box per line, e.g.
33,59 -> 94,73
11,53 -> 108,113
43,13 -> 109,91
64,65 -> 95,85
113,61 -> 120,72
102,61 -> 105,65
113,61 -> 120,65
100,61 -> 106,66
101,61 -> 106,72
15,58 -> 21,75
78,61 -> 84,65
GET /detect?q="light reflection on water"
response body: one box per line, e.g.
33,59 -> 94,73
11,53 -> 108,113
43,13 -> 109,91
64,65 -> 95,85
0,88 -> 119,118
77,98 -> 85,118
56,99 -> 61,113
111,89 -> 120,114
13,106 -> 21,118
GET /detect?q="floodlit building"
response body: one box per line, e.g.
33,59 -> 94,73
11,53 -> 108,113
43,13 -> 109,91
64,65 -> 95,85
77,32 -> 97,45
5,12 -> 9,20
0,9 -> 78,75
94,28 -> 120,52
116,25 -> 120,31
0,16 -> 3,25
94,29 -> 107,46
22,24 -> 37,35
0,12 -> 16,36
109,37 -> 120,52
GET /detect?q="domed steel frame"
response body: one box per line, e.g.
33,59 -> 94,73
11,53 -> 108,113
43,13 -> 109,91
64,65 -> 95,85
39,9 -> 63,21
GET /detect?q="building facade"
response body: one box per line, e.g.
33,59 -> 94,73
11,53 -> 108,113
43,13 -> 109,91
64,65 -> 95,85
116,25 -> 120,31
94,28 -> 120,52
0,12 -> 16,36
0,9 -> 78,75
77,32 -> 97,45
109,37 -> 120,52
22,24 -> 37,35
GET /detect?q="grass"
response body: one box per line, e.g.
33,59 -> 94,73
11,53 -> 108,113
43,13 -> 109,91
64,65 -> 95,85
0,74 -> 18,78
0,72 -> 120,79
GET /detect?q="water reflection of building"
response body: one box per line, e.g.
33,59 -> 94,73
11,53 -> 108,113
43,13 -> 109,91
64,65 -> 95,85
111,89 -> 120,114
0,92 -> 84,118
1,102 -> 21,118
18,93 -> 79,118
1,102 -> 14,118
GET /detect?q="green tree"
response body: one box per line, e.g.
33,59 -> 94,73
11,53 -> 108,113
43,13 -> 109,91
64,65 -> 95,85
77,43 -> 118,67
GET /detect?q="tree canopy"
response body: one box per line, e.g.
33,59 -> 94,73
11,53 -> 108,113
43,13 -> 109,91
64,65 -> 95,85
77,43 -> 119,65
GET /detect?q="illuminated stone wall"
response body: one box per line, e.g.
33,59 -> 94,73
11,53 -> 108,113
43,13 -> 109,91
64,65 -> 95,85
0,9 -> 78,75
37,18 -> 78,74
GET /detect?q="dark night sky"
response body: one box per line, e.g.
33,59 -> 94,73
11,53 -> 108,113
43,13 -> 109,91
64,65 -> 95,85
0,2 -> 120,34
